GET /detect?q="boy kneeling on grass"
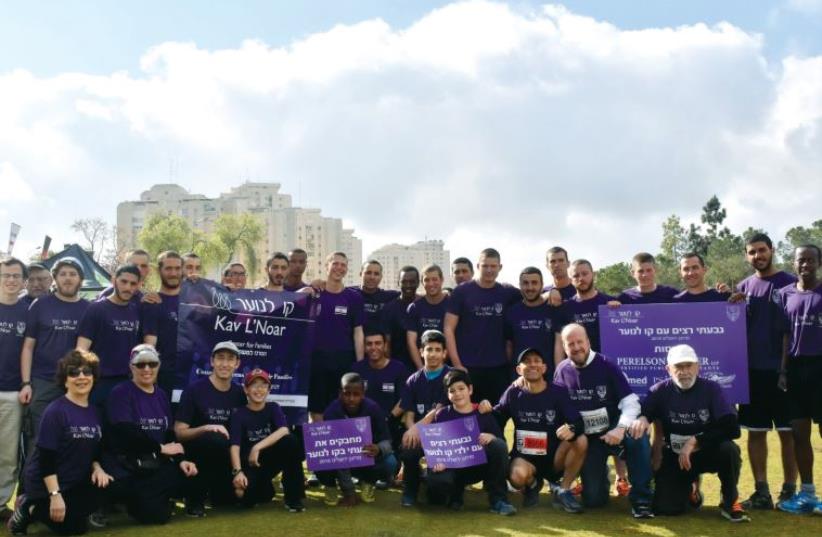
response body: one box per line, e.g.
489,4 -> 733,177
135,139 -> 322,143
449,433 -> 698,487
229,369 -> 306,512
320,373 -> 398,507
419,369 -> 517,516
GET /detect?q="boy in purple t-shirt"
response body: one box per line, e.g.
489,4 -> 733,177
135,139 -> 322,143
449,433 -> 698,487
229,369 -> 305,511
775,245 -> 822,515
406,265 -> 450,367
617,252 -> 679,304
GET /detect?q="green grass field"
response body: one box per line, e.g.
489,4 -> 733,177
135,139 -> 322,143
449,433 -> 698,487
23,431 -> 822,537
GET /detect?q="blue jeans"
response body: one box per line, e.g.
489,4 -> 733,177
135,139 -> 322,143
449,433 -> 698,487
581,432 -> 652,507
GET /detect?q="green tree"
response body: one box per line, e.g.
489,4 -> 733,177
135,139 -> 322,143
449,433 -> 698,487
137,213 -> 197,259
705,232 -> 748,288
210,213 -> 263,282
777,220 -> 822,266
595,262 -> 634,296
660,215 -> 688,261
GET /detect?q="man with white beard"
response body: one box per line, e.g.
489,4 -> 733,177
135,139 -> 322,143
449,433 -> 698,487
631,345 -> 749,522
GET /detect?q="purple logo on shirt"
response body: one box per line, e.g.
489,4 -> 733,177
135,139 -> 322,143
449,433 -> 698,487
15,322 -> 25,336
596,385 -> 607,399
545,410 -> 556,423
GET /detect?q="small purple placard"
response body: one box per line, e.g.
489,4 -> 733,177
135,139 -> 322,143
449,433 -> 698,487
303,417 -> 374,471
418,415 -> 487,469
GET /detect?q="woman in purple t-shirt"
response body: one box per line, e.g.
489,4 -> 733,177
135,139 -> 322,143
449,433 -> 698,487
10,350 -> 113,536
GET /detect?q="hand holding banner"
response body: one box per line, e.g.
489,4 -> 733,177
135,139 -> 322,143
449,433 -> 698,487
303,417 -> 374,472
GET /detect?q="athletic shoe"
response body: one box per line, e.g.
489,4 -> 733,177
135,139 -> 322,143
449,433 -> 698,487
688,482 -> 704,510
323,487 -> 340,506
306,473 -> 320,488
360,483 -> 376,503
489,500 -> 517,516
631,503 -> 654,519
777,492 -> 820,514
448,494 -> 464,511
87,509 -> 108,528
570,481 -> 583,496
779,487 -> 797,502
375,479 -> 391,490
522,477 -> 543,508
741,490 -> 773,510
285,501 -> 305,513
615,478 -> 631,497
720,501 -> 751,522
185,500 -> 206,518
401,494 -> 416,507
7,495 -> 30,536
813,503 -> 822,516
553,490 -> 583,514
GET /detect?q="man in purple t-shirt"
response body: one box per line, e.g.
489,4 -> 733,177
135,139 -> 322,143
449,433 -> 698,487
284,248 -> 309,292
382,266 -> 420,370
450,257 -> 474,288
618,252 -> 679,304
732,233 -> 798,509
565,259 -> 616,352
543,246 -> 576,301
444,248 -> 521,404
633,345 -> 748,522
406,264 -> 450,367
349,260 -> 400,334
96,249 -> 151,302
21,263 -> 51,306
674,253 -> 731,303
555,323 -> 653,517
775,244 -> 822,515
0,257 -> 28,513
19,258 -> 89,453
77,264 -> 148,406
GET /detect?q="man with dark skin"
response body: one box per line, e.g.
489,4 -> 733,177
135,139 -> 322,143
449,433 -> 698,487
383,267 -> 421,370
285,249 -> 308,291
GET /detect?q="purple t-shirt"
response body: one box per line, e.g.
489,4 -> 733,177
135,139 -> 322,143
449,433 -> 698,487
176,377 -> 247,427
433,405 -> 503,438
565,292 -> 614,352
543,283 -> 577,302
323,397 -> 390,444
673,289 -> 730,303
229,403 -> 288,458
24,396 -> 102,498
314,288 -> 365,353
447,281 -> 521,368
25,295 -> 89,381
405,296 -> 450,343
642,377 -> 734,448
381,297 -> 416,368
495,384 -> 580,455
0,300 -> 27,390
399,366 -> 451,420
778,284 -> 822,358
504,301 -> 568,367
78,299 -> 141,378
349,287 -> 400,334
141,293 -> 180,378
352,359 -> 410,415
737,271 -> 797,370
284,281 -> 308,292
553,353 -> 633,430
617,285 -> 679,304
107,381 -> 172,444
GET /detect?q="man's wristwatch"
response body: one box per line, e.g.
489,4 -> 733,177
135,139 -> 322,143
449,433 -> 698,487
21,381 -> 31,388
231,468 -> 243,476
49,489 -> 61,497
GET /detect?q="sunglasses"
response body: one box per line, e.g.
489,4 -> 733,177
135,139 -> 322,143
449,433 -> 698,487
66,366 -> 94,378
132,362 -> 160,370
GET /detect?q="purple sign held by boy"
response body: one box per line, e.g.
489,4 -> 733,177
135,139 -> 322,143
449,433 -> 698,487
418,415 -> 487,469
599,302 -> 749,403
303,417 -> 374,471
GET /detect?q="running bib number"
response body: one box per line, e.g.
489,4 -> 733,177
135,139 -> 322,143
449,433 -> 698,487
669,433 -> 694,454
515,430 -> 548,456
579,408 -> 610,434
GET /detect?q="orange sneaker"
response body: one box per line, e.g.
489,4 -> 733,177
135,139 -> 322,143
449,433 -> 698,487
616,478 -> 631,497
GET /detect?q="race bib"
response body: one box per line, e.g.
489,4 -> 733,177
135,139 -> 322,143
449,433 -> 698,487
669,433 -> 694,455
515,430 -> 548,456
579,407 -> 610,435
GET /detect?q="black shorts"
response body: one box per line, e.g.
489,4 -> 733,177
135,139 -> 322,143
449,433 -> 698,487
510,449 -> 562,483
785,356 -> 822,422
308,350 -> 356,413
738,369 -> 792,431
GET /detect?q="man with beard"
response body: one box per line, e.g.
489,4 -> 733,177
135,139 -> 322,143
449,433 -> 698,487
564,260 -> 615,353
776,244 -> 822,515
382,267 -> 421,370
141,251 -> 184,399
406,265 -> 450,367
543,247 -> 576,302
97,249 -> 151,302
284,248 -> 309,292
0,257 -> 28,516
77,264 -> 147,406
21,263 -> 51,306
732,233 -> 798,509
674,253 -> 730,303
350,260 -> 399,334
504,267 -> 567,371
633,345 -> 748,522
19,258 -> 89,448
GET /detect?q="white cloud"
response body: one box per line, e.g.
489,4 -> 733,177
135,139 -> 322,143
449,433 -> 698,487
0,1 -> 820,281
0,162 -> 34,201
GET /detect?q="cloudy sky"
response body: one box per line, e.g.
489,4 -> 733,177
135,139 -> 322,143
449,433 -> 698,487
1,0 -> 821,283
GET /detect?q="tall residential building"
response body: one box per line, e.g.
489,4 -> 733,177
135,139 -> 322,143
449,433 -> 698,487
116,182 -> 362,285
366,240 -> 451,290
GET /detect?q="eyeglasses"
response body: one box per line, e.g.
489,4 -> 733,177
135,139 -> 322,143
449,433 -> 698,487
132,362 -> 160,369
0,273 -> 23,280
228,271 -> 246,277
66,366 -> 94,378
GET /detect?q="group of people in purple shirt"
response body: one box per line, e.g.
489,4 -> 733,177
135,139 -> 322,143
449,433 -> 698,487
0,231 -> 819,533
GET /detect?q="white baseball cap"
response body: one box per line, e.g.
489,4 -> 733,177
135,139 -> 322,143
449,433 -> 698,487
130,344 -> 160,365
212,341 -> 241,357
667,344 -> 699,366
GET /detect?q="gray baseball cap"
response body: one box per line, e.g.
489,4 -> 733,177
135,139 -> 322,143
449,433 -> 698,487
212,341 -> 241,357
